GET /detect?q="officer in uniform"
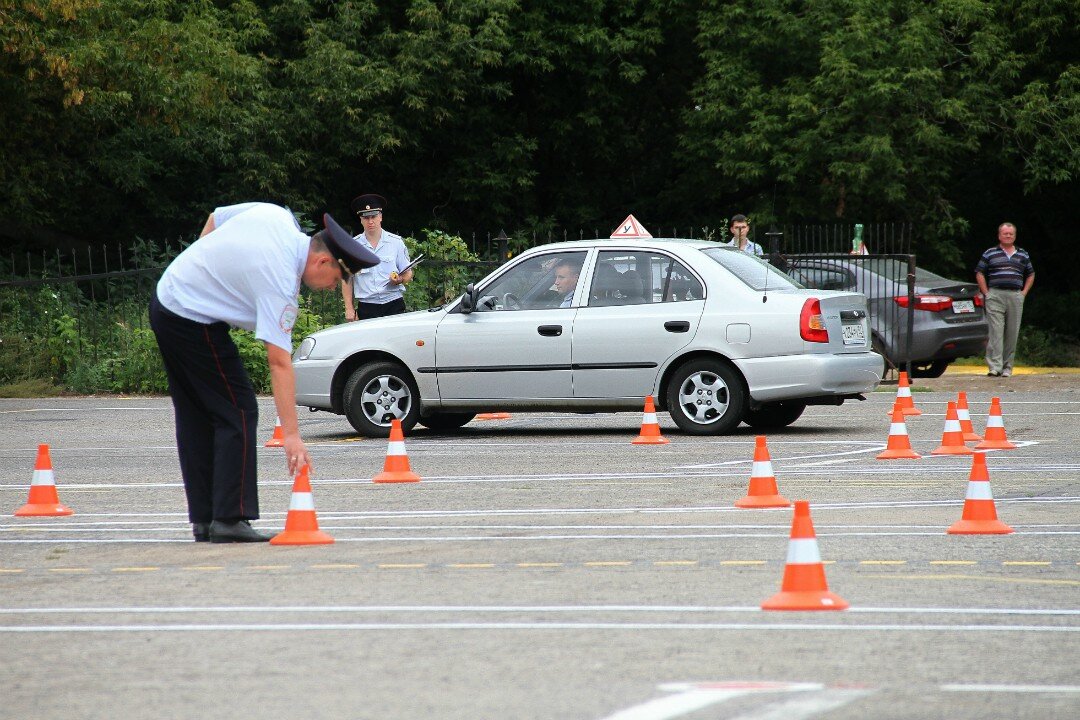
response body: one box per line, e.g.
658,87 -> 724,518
150,203 -> 378,542
341,193 -> 414,320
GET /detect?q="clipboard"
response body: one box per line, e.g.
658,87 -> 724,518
383,254 -> 425,287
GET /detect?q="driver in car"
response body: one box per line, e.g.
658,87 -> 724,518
553,258 -> 581,308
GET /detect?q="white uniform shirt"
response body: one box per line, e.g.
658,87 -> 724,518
156,203 -> 307,352
351,230 -> 410,305
724,238 -> 765,257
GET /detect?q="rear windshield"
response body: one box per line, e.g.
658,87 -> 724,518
700,247 -> 803,291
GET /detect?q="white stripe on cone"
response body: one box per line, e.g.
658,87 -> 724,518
785,538 -> 822,564
30,469 -> 56,487
943,419 -> 961,432
642,413 -> 658,424
965,482 -> 994,501
751,461 -> 774,477
898,387 -> 911,397
889,423 -> 908,436
958,408 -> 972,422
986,415 -> 1004,428
386,441 -> 407,455
288,492 -> 316,511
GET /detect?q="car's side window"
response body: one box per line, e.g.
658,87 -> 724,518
477,251 -> 588,311
589,251 -> 703,306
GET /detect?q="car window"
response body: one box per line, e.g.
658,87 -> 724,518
790,265 -> 854,291
589,251 -> 703,306
476,251 -> 588,311
701,247 -> 802,290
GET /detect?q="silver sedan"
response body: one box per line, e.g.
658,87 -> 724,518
292,238 -> 882,436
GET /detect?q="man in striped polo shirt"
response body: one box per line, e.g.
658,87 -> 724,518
975,223 -> 1035,377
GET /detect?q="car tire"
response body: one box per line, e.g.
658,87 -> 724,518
742,401 -> 807,430
665,359 -> 746,435
871,336 -> 891,378
342,361 -> 421,438
418,412 -> 476,432
911,360 -> 950,379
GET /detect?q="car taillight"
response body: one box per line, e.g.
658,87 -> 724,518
894,294 -> 953,312
800,298 -> 829,343
974,294 -> 984,307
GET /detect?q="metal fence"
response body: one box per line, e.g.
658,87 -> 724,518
0,223 -> 914,385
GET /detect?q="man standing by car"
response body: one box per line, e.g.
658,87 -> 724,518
341,193 -> 414,320
726,214 -> 764,256
151,203 -> 378,542
975,222 -> 1034,377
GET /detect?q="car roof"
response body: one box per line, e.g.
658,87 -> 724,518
521,237 -> 726,253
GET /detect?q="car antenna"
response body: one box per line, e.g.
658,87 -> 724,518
763,228 -> 783,303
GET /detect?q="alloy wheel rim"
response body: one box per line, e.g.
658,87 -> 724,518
677,370 -> 729,425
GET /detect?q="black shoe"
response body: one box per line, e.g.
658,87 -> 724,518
193,522 -> 211,542
987,371 -> 1001,377
209,519 -> 272,543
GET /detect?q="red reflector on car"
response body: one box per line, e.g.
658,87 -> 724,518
800,298 -> 829,343
894,294 -> 953,312
974,294 -> 984,307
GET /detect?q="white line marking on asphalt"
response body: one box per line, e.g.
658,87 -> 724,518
598,682 -> 826,720
0,622 -> 1076,633
723,688 -> 874,720
941,684 -> 1080,693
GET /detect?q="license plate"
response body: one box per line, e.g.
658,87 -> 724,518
842,323 -> 866,345
952,300 -> 974,314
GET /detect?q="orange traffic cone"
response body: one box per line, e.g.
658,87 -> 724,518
632,395 -> 669,445
265,415 -> 285,447
889,371 -> 921,416
477,412 -> 511,420
955,392 -> 982,442
761,500 -> 849,611
931,401 -> 974,456
976,397 -> 1016,450
876,405 -> 921,459
947,453 -> 1013,535
270,465 -> 334,545
14,444 -> 73,517
735,436 -> 791,508
373,419 -> 421,483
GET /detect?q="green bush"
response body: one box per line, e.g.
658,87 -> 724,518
1016,326 -> 1080,367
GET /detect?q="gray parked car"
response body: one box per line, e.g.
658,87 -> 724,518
293,239 -> 882,436
787,257 -> 987,378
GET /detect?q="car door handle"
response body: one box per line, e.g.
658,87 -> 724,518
664,321 -> 690,333
537,325 -> 563,337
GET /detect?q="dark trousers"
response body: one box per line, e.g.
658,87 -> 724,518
149,294 -> 260,523
356,297 -> 406,320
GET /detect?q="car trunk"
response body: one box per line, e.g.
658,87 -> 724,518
814,292 -> 872,354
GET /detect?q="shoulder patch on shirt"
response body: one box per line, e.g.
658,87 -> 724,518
279,305 -> 299,333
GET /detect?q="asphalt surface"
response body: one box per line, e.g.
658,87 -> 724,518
1,379 -> 1077,719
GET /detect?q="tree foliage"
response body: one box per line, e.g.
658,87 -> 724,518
1,0 -> 1076,285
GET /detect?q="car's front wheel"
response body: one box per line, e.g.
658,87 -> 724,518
743,401 -> 807,430
665,359 -> 746,435
342,361 -> 420,437
418,412 -> 476,432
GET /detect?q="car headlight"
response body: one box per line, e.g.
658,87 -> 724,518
294,337 -> 316,361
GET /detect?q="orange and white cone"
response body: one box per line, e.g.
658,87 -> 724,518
270,465 -> 334,545
956,392 -> 982,442
876,406 -> 921,460
761,500 -> 849,611
632,395 -> 669,445
947,453 -> 1013,535
373,419 -> 421,483
476,412 -> 511,420
889,371 -> 921,416
14,444 -> 73,517
735,436 -> 791,508
264,416 -> 285,448
931,401 -> 974,456
975,397 -> 1016,450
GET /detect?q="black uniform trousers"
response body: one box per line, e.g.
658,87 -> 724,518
149,294 -> 260,523
356,297 -> 406,320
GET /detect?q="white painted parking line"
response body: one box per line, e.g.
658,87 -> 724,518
599,682 -> 825,720
941,684 -> 1080,693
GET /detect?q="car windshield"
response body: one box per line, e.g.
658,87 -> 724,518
700,247 -> 803,291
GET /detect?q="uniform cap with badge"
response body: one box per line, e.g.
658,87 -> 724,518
351,193 -> 386,218
320,213 -> 379,280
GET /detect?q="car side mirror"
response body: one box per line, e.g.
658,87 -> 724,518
459,283 -> 478,314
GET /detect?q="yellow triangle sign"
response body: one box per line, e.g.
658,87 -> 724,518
610,214 -> 653,239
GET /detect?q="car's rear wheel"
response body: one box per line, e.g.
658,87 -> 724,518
910,359 -> 950,379
342,361 -> 420,437
418,412 -> 475,432
742,401 -> 807,430
665,359 -> 746,435
871,336 -> 891,378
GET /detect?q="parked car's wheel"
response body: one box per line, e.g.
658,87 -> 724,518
342,361 -> 420,437
742,401 -> 807,430
418,412 -> 476,432
665,359 -> 746,435
910,359 -> 950,379
871,336 -> 891,377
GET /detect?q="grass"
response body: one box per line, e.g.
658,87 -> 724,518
0,378 -> 64,398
